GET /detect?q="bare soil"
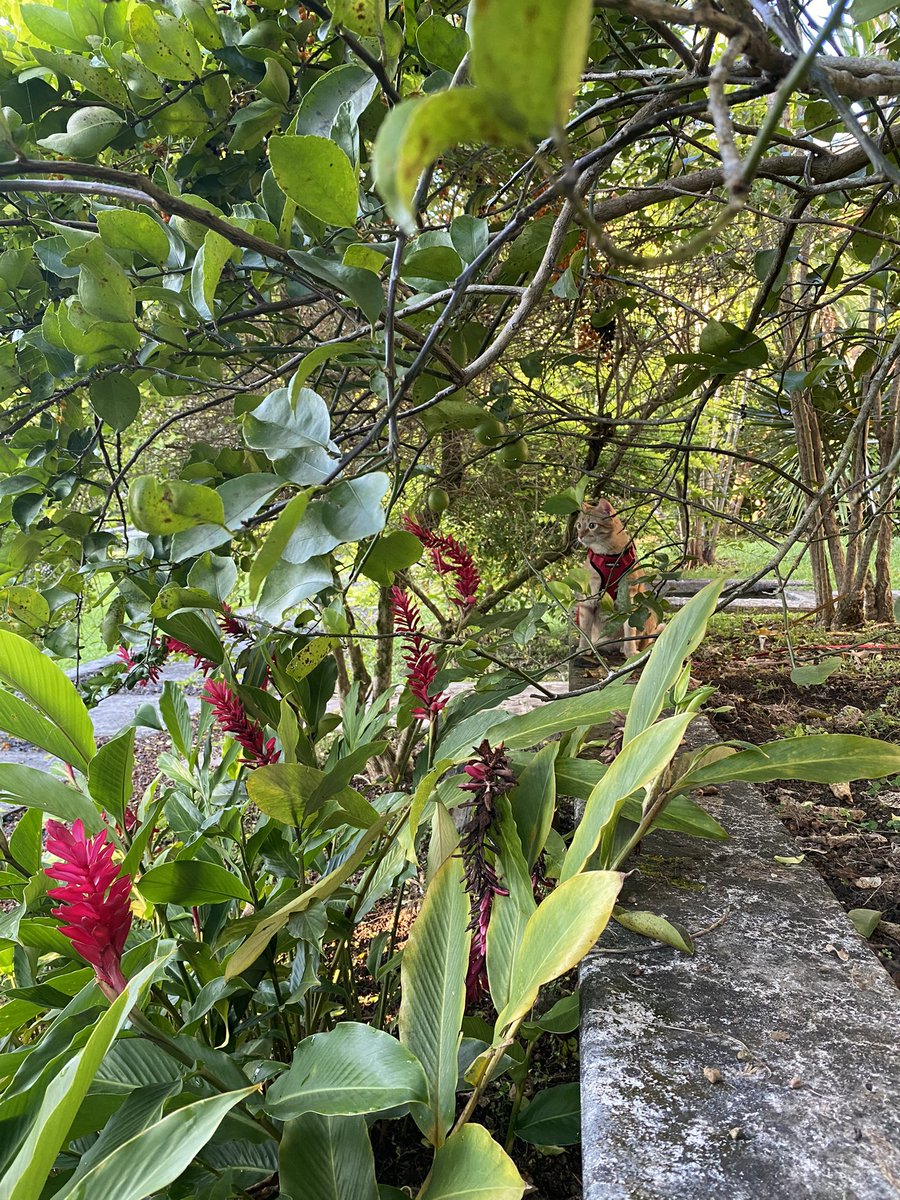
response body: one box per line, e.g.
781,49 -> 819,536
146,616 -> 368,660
692,633 -> 900,986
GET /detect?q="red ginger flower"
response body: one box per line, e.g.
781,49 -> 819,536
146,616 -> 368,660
165,637 -> 216,675
117,643 -> 163,687
459,740 -> 518,1006
390,586 -> 448,720
402,516 -> 480,609
45,819 -> 132,1000
218,603 -> 253,645
202,679 -> 280,767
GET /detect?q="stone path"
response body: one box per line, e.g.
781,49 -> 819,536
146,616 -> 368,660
578,716 -> 900,1199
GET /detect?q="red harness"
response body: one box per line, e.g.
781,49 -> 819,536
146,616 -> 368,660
587,544 -> 636,600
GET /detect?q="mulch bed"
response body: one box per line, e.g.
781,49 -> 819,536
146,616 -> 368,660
692,638 -> 900,987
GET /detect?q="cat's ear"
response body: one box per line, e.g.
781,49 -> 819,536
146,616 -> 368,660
593,498 -> 615,516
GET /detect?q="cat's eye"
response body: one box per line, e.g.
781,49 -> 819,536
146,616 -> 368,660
588,522 -> 596,529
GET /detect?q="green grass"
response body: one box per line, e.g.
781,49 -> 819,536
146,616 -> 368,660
680,536 -> 900,585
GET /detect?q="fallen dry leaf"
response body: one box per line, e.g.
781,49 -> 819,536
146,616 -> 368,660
703,1067 -> 723,1084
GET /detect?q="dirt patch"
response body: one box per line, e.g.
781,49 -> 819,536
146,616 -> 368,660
693,639 -> 900,986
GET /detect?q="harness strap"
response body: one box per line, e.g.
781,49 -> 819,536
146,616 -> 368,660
587,544 -> 637,600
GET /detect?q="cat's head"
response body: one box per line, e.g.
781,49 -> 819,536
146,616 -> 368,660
575,498 -> 618,549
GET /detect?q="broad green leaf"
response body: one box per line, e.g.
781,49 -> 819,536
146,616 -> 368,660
528,991 -> 580,1035
31,48 -> 130,106
680,733 -> 900,788
513,1083 -> 580,1147
622,580 -> 723,745
225,816 -> 388,977
418,1124 -> 523,1200
37,106 -> 124,156
279,1113 -> 377,1200
400,854 -> 470,1146
790,656 -> 842,687
373,89 -> 517,234
509,741 -> 557,869
486,801 -> 537,1015
359,530 -> 423,587
471,0 -> 592,135
332,0 -> 381,36
550,756 -> 727,840
416,14 -> 468,71
54,1088 -> 255,1200
0,586 -> 49,631
243,385 -> 333,454
128,476 -> 224,536
293,63 -> 378,140
293,343 -> 360,390
848,908 -> 882,937
64,1082 -> 180,1186
64,238 -> 135,324
612,908 -> 694,954
158,681 -> 193,758
150,585 -> 221,619
246,761 -> 367,826
281,474 -> 389,562
138,861 -> 252,907
0,765 -> 102,832
257,557 -> 334,623
128,4 -> 203,80
287,636 -> 338,682
87,728 -> 135,826
496,871 -> 622,1033
264,1022 -> 428,1119
0,629 -> 96,770
21,4 -> 85,51
97,211 -> 170,265
89,376 -> 141,432
450,214 -> 489,263
562,714 -> 694,880
0,955 -> 170,1200
190,231 -> 237,320
269,135 -> 359,228
438,681 -> 633,762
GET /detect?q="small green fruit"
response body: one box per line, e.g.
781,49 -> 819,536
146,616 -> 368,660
498,438 -> 528,467
427,486 -> 450,513
474,416 -> 503,446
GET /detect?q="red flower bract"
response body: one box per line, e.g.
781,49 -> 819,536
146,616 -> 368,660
390,586 -> 448,720
459,740 -> 517,1006
45,819 -> 132,999
202,679 -> 280,767
402,516 -> 480,609
117,643 -> 163,687
165,637 -> 217,675
218,603 -> 253,645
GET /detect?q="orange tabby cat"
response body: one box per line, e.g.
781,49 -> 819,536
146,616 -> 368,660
574,498 -> 658,656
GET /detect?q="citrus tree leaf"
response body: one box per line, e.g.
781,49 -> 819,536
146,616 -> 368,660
128,476 -> 225,536
269,135 -> 359,227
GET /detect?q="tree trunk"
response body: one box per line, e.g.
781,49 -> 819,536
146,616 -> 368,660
372,587 -> 395,696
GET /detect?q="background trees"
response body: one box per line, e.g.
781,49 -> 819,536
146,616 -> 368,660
1,0 -> 900,668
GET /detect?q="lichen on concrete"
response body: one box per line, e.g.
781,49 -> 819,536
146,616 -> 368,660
579,716 -> 900,1199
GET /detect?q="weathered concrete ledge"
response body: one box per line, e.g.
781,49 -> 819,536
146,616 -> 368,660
579,717 -> 900,1200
